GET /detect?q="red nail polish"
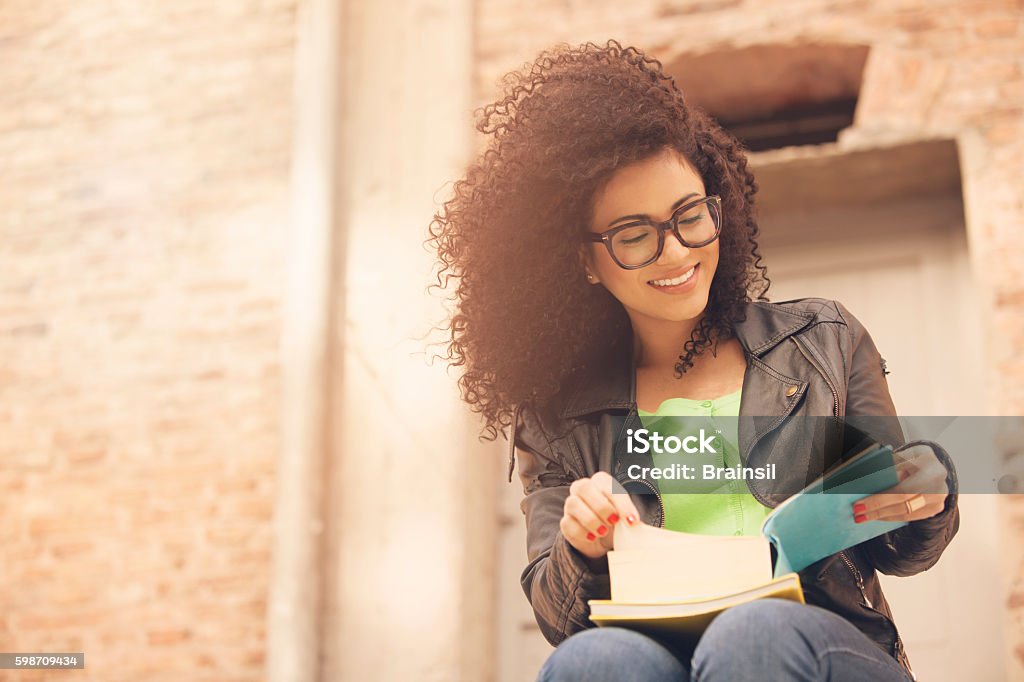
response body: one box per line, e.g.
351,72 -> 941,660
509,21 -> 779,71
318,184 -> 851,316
626,514 -> 637,526
597,525 -> 608,536
586,532 -> 596,541
854,513 -> 867,524
853,502 -> 866,514
608,513 -> 620,525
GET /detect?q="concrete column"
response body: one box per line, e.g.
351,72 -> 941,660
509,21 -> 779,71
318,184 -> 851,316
322,0 -> 496,681
267,0 -> 345,680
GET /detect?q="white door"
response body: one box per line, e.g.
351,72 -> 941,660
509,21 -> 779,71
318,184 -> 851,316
762,211 -> 1006,681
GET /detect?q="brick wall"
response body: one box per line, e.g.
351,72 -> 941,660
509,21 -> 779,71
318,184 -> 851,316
0,1 -> 295,679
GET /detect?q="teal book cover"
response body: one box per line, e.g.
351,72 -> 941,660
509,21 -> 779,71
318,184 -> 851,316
761,445 -> 908,577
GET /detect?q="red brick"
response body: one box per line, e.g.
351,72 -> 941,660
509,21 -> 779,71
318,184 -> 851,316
147,628 -> 193,646
975,17 -> 1020,38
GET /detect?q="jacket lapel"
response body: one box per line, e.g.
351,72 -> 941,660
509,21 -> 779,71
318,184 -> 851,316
560,301 -> 816,419
737,354 -> 809,466
731,301 -> 816,358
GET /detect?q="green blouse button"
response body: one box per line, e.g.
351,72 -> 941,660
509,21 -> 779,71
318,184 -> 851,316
701,400 -> 713,408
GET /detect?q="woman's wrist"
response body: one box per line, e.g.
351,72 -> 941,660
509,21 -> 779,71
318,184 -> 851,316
563,537 -> 610,574
581,553 -> 609,574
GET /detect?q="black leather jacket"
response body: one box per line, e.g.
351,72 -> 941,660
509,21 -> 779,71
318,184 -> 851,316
506,297 -> 959,681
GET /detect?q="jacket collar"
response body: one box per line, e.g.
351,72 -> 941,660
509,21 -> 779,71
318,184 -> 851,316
559,301 -> 814,419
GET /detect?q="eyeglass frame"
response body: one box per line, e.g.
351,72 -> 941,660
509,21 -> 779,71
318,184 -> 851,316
583,194 -> 723,270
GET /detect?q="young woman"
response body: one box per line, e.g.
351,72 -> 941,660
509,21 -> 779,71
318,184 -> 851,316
429,39 -> 958,682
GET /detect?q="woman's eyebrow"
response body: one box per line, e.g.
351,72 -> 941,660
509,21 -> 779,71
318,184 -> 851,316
606,192 -> 700,227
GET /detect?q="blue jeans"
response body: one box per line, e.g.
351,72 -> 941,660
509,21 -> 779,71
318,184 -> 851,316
536,599 -> 912,681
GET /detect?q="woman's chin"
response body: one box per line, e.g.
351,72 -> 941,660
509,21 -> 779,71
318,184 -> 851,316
626,297 -> 710,326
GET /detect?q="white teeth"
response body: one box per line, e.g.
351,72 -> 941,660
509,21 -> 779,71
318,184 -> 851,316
649,265 -> 696,287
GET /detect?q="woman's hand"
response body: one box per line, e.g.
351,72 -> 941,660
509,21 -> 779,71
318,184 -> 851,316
852,443 -> 950,523
561,471 -> 642,559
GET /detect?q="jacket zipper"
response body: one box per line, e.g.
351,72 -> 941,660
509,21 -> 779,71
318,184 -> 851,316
840,550 -> 914,679
615,407 -> 666,528
625,476 -> 665,529
839,549 -> 872,608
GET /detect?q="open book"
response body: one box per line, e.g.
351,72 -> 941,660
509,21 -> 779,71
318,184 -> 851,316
588,442 -> 907,637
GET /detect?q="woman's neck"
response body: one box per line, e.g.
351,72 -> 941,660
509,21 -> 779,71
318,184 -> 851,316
631,314 -> 706,370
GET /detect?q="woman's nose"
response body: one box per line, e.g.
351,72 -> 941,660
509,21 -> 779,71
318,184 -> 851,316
657,227 -> 692,264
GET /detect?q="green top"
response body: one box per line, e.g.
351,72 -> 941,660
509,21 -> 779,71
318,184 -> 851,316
637,387 -> 771,536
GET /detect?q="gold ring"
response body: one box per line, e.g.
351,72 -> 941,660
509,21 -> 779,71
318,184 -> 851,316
905,494 -> 926,514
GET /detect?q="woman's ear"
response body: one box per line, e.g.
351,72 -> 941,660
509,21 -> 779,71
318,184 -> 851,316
577,246 -> 600,284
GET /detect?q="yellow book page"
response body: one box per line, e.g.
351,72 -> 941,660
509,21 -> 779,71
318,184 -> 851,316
589,574 -> 804,638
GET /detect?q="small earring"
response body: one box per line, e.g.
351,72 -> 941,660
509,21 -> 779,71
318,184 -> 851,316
587,273 -> 596,283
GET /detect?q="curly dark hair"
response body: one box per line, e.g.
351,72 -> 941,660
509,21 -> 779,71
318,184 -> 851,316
428,39 -> 771,440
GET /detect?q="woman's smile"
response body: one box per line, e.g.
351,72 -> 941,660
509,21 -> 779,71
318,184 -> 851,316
647,262 -> 700,293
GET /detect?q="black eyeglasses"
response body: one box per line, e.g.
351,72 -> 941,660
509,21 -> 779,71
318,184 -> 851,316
584,195 -> 723,270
